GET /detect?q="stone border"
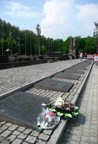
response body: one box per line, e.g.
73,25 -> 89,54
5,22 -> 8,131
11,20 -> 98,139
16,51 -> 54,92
47,64 -> 93,144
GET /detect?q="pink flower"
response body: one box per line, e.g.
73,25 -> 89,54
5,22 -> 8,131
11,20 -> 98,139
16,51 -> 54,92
65,101 -> 70,105
70,104 -> 74,108
65,107 -> 71,111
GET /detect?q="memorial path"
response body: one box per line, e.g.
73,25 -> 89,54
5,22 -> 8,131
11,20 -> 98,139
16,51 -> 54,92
0,58 -> 93,144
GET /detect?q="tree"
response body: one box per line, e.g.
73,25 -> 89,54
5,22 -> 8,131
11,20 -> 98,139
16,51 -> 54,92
62,37 -> 70,53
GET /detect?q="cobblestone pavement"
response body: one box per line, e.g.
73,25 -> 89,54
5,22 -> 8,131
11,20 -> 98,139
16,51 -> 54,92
0,60 -> 80,95
0,59 -> 92,144
60,65 -> 98,144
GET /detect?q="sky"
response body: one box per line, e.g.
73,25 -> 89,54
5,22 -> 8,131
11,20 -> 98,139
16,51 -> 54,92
0,0 -> 98,40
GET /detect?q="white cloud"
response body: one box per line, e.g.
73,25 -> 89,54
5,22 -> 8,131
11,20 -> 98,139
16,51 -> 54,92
2,0 -> 98,40
41,0 -> 98,40
4,1 -> 41,18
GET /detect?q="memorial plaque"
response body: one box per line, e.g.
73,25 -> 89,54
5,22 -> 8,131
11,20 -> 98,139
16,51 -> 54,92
0,92 -> 50,129
35,78 -> 74,92
72,61 -> 91,70
65,69 -> 84,74
72,66 -> 86,70
55,72 -> 80,80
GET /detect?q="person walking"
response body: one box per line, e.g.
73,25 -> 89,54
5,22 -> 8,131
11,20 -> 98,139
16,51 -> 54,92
69,53 -> 72,60
93,54 -> 97,66
80,52 -> 83,61
96,54 -> 98,66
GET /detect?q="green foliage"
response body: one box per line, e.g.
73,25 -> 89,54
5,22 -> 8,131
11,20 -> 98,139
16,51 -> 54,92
40,45 -> 46,55
62,37 -> 70,53
0,18 -> 97,56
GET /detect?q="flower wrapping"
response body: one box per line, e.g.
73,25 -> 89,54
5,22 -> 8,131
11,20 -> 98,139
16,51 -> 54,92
37,107 -> 60,129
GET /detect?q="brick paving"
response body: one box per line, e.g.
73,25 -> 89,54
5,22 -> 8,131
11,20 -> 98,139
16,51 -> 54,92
60,65 -> 98,144
0,59 -> 92,144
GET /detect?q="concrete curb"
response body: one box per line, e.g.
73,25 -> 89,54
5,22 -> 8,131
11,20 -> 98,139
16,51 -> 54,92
48,64 -> 93,144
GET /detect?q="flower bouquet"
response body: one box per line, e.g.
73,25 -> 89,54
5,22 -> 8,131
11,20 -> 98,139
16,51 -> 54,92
49,97 -> 79,119
36,97 -> 78,130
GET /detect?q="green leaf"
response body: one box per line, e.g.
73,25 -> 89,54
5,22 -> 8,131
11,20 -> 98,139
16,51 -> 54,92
72,112 -> 79,117
49,108 -> 56,112
56,112 -> 63,116
64,113 -> 72,118
74,106 -> 78,112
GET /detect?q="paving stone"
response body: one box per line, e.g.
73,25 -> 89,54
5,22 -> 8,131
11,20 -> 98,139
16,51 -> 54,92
71,134 -> 81,141
0,125 -> 8,131
5,122 -> 12,127
30,130 -> 40,137
36,140 -> 47,144
82,131 -> 90,137
79,142 -> 89,144
18,133 -> 27,139
12,138 -> 22,144
90,129 -> 97,134
90,132 -> 98,137
17,126 -> 26,132
65,128 -> 73,134
22,142 -> 28,144
1,139 -> 10,144
81,136 -> 89,143
72,130 -> 82,135
0,136 -> 4,142
69,140 -> 80,144
38,133 -> 50,141
23,128 -> 33,135
8,124 -> 18,131
1,130 -> 12,137
0,121 -> 6,125
12,130 -> 21,136
0,129 -> 4,133
7,135 -> 16,142
43,129 -> 53,135
63,132 -> 72,138
89,142 -> 98,144
83,128 -> 90,133
25,135 -> 36,143
62,137 -> 70,142
91,124 -> 97,129
90,136 -> 98,143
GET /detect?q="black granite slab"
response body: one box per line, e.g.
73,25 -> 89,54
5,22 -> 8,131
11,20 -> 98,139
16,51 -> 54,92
55,72 -> 80,80
70,60 -> 91,71
0,92 -> 50,129
65,69 -> 84,74
35,78 -> 74,92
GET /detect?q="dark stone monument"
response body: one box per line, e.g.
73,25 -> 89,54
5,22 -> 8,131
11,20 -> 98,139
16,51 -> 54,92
69,36 -> 76,58
54,72 -> 80,80
0,92 -> 50,129
65,68 -> 84,74
35,78 -> 74,92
